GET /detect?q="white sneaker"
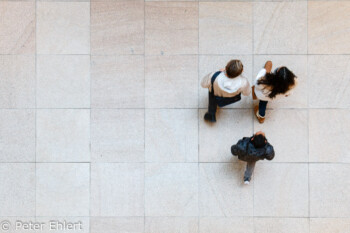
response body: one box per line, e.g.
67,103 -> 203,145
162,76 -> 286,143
244,181 -> 250,185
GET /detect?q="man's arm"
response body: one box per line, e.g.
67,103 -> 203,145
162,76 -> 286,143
264,61 -> 272,73
241,78 -> 252,96
231,144 -> 239,156
201,72 -> 214,89
231,138 -> 249,156
265,144 -> 275,160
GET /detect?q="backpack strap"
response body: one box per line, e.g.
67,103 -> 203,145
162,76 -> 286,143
210,71 -> 222,93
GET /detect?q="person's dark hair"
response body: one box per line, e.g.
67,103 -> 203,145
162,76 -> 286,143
252,134 -> 266,148
225,60 -> 243,78
257,67 -> 297,99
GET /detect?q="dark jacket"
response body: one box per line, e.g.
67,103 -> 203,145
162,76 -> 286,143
231,137 -> 275,162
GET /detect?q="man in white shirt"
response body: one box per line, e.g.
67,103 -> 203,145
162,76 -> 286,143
201,60 -> 251,122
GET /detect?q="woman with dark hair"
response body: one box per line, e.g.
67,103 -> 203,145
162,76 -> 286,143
252,61 -> 298,123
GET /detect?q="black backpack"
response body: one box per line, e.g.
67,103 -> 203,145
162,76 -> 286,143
210,71 -> 241,107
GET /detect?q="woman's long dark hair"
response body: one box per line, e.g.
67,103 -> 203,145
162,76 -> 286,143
257,67 -> 297,99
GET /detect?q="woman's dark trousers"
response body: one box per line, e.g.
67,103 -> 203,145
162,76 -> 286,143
258,100 -> 268,117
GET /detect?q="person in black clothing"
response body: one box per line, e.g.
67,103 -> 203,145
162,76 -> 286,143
231,131 -> 275,185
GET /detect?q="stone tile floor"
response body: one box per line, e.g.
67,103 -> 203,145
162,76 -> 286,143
0,0 -> 350,233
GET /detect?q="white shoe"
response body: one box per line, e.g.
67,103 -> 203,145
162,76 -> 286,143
244,181 -> 250,185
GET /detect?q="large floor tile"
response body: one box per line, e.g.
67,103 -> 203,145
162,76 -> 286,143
145,2 -> 198,55
91,163 -> 144,216
199,2 -> 252,54
146,109 -> 198,162
308,55 -> 350,108
254,163 -> 308,217
310,218 -> 350,233
91,109 -> 144,162
0,164 -> 35,216
146,217 -> 198,233
145,163 -> 198,216
37,55 -> 90,108
254,110 -> 308,163
91,217 -> 144,233
0,55 -> 35,108
145,56 -> 198,108
91,55 -> 144,108
200,163 -> 253,217
39,0 -> 89,2
310,164 -> 350,217
310,109 -> 350,163
91,1 -> 144,55
36,164 -> 89,217
199,217 -> 254,233
254,218 -> 309,233
199,109 -> 252,162
308,2 -> 350,54
36,110 -> 90,162
199,55 -> 253,109
147,0 -> 195,1
253,55 -> 308,108
254,2 -> 307,54
36,217 -> 89,233
0,2 -> 35,54
92,0 -> 143,1
199,0 -> 250,1
37,2 -> 90,54
0,110 -> 35,162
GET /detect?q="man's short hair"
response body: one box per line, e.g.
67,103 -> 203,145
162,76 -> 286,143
225,60 -> 243,78
252,134 -> 266,148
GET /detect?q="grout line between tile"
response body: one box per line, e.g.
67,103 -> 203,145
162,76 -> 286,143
2,161 -> 350,164
35,0 -> 38,220
89,0 -> 92,232
196,0 -> 310,2
252,1 -> 255,224
197,1 -> 200,231
307,0 -> 310,220
4,53 -> 350,57
3,107 -> 350,110
3,215 -> 350,219
143,1 -> 146,231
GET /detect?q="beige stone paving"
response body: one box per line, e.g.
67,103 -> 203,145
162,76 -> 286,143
0,0 -> 350,233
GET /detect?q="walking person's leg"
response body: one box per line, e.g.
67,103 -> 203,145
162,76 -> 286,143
255,100 -> 268,124
204,91 -> 217,122
259,100 -> 268,117
244,161 -> 256,184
